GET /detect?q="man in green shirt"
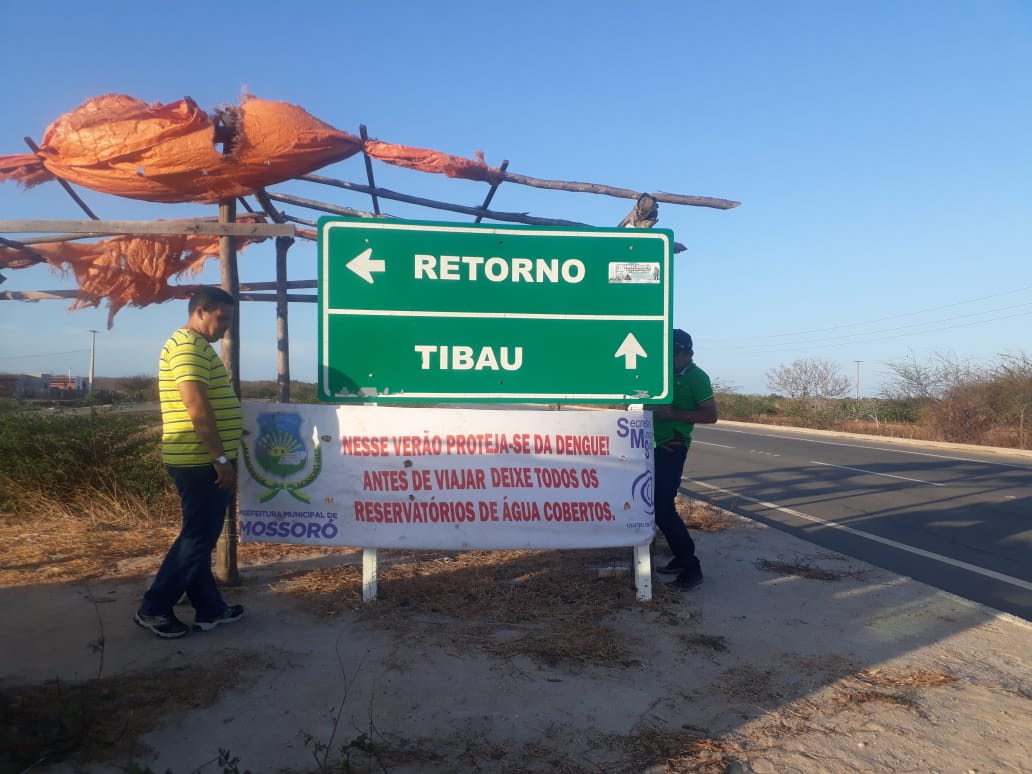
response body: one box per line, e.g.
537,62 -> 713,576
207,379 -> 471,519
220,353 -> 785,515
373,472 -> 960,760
649,329 -> 718,590
134,286 -> 245,638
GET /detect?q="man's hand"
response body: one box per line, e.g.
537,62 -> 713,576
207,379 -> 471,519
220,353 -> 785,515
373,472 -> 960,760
213,459 -> 237,490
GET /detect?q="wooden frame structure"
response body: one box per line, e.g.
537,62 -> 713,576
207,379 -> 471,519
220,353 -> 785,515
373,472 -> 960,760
1,138 -> 738,396
1,130 -> 738,583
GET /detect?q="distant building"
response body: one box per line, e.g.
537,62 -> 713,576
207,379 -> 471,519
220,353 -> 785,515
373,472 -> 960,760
49,374 -> 84,394
0,373 -> 84,399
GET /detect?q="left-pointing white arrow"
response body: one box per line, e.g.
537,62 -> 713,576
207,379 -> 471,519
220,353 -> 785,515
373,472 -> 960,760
346,247 -> 386,284
614,333 -> 647,369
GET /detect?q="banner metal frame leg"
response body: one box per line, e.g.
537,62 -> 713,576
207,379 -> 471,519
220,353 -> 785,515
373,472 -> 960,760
633,544 -> 653,601
362,547 -> 378,602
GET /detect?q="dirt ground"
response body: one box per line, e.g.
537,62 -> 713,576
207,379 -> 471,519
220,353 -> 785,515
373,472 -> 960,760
2,499 -> 1030,774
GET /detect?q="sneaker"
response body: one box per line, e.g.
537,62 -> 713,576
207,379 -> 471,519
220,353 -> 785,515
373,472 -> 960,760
666,571 -> 705,592
193,604 -> 245,632
134,611 -> 189,639
656,558 -> 683,574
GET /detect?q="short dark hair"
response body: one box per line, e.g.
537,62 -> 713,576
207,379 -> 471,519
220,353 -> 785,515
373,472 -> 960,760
188,286 -> 236,314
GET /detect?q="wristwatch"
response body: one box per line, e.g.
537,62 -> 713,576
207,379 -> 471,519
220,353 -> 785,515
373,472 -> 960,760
214,455 -> 229,465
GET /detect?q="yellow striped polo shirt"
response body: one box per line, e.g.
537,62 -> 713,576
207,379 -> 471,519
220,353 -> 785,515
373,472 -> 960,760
159,328 -> 242,466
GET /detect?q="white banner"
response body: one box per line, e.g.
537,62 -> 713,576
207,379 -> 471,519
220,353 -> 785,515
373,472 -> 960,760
238,402 -> 655,550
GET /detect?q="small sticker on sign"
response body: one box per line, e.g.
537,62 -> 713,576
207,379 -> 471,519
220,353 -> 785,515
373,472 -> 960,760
608,262 -> 661,284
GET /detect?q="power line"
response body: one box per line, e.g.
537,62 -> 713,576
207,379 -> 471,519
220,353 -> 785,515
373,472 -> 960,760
727,309 -> 1032,355
723,302 -> 1032,353
709,285 -> 1032,343
0,349 -> 91,359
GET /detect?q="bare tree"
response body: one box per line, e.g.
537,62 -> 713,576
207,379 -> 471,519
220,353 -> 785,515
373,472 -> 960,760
766,358 -> 850,399
994,351 -> 1032,381
710,377 -> 741,394
990,351 -> 1032,448
879,350 -> 980,401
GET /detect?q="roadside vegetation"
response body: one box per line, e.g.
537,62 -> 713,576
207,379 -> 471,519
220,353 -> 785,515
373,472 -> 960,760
720,351 -> 1032,450
0,408 -> 172,514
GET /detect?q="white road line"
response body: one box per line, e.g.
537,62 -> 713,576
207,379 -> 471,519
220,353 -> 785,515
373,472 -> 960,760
685,478 -> 1032,593
705,427 -> 1032,469
809,460 -> 945,486
694,441 -> 734,448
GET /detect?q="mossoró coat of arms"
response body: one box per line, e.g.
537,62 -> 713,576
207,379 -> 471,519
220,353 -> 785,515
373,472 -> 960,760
242,411 -> 323,502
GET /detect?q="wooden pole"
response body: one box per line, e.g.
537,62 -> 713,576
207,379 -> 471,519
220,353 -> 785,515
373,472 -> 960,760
218,201 -> 241,392
253,189 -> 295,403
23,137 -> 101,220
216,199 -> 240,586
272,186 -> 585,227
474,160 -> 509,223
359,125 -> 381,215
275,235 -> 294,402
499,170 -> 740,210
0,219 -> 293,237
0,236 -> 46,266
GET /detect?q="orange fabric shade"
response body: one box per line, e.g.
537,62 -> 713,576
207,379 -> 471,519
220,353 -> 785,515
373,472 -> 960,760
0,227 -> 261,325
0,93 -> 502,203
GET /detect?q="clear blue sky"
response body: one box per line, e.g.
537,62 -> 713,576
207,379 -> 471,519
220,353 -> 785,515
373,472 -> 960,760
1,1 -> 1029,396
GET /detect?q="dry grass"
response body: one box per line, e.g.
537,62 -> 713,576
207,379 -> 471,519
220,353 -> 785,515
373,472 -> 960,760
0,496 -> 350,588
855,665 -> 956,688
827,667 -> 956,720
269,546 -> 661,667
1,491 -> 721,672
675,495 -> 733,532
755,554 -> 870,582
477,623 -> 635,666
681,632 -> 729,652
742,664 -> 959,744
626,726 -> 744,774
0,489 -> 180,587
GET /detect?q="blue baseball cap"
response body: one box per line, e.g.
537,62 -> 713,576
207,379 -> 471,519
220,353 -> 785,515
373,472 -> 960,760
673,329 -> 693,353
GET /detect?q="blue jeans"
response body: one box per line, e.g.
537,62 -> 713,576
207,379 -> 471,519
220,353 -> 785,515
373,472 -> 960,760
140,464 -> 229,619
654,443 -> 701,573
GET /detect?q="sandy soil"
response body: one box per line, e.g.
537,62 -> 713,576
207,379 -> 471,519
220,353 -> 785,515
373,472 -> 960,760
3,511 -> 1031,774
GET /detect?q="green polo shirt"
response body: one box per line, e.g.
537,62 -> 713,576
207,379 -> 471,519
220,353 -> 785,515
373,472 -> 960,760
653,363 -> 714,448
159,328 -> 242,466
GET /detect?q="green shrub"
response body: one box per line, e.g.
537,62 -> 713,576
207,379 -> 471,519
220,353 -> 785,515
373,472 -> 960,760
0,409 -> 169,510
240,380 -> 279,400
872,400 -> 924,424
289,382 -> 319,404
715,391 -> 779,421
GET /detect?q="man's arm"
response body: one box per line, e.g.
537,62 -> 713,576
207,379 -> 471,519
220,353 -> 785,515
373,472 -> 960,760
178,380 -> 237,489
651,397 -> 719,424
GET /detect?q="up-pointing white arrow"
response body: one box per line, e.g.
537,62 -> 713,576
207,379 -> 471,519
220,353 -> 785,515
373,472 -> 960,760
346,247 -> 386,284
614,333 -> 647,369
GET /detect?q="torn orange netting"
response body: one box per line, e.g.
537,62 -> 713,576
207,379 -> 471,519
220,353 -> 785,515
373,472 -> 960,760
0,94 -> 503,203
0,227 -> 260,325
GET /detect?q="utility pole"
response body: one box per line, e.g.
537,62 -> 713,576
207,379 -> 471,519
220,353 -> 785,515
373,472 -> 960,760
88,329 -> 98,396
853,360 -> 862,402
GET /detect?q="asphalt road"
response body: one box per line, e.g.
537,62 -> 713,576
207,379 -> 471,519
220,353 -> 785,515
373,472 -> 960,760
683,422 -> 1032,621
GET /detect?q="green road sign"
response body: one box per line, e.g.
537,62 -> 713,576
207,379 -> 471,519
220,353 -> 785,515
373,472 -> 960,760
318,218 -> 674,403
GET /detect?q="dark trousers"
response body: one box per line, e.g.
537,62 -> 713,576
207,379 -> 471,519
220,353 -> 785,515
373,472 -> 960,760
653,443 -> 701,573
140,464 -> 229,619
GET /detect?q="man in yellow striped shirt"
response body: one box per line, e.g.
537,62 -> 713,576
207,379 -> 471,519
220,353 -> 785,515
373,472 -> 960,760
135,286 -> 244,638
